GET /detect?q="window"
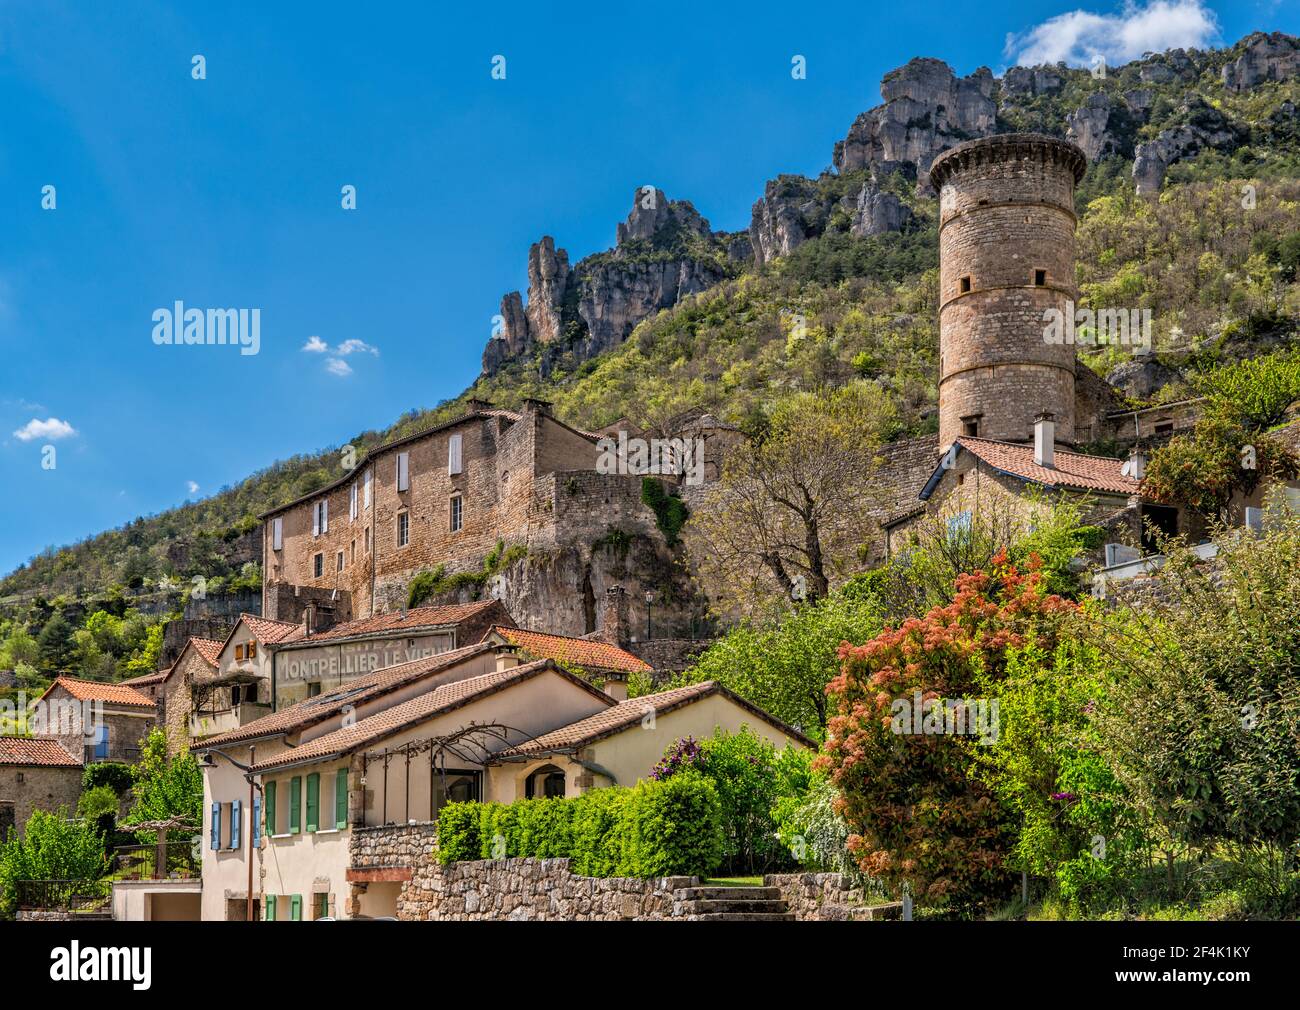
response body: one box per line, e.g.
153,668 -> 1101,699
350,539 -> 355,564
448,433 -> 463,475
289,776 -> 302,834
305,773 -> 320,833
313,500 -> 328,536
264,894 -> 277,921
1154,421 -> 1174,435
245,682 -> 258,703
449,495 -> 463,533
271,517 -> 283,551
363,468 -> 372,509
335,768 -> 349,829
959,275 -> 971,294
1034,268 -> 1047,287
524,765 -> 566,799
962,418 -> 979,437
396,451 -> 410,492
349,482 -> 358,521
264,781 -> 277,835
247,641 -> 257,659
313,553 -> 324,578
235,644 -> 245,661
397,511 -> 410,547
307,682 -> 322,698
314,893 -> 330,920
91,724 -> 109,761
336,551 -> 344,573
365,526 -> 371,554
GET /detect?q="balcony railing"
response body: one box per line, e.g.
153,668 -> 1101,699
15,878 -> 111,912
189,701 -> 272,738
112,841 -> 202,881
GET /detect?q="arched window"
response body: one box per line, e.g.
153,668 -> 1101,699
524,764 -> 566,799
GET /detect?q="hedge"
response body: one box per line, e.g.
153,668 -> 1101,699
435,772 -> 723,878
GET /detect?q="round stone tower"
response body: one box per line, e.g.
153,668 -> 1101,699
929,133 -> 1087,448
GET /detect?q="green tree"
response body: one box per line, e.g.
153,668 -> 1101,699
35,612 -> 75,674
0,808 -> 107,919
125,729 -> 204,830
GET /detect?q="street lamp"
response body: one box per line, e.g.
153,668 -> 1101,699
644,590 -> 654,641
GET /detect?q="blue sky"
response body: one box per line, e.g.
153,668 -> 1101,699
0,0 -> 1295,577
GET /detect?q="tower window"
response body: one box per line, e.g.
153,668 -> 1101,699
961,414 -> 981,437
1034,269 -> 1047,287
959,275 -> 972,294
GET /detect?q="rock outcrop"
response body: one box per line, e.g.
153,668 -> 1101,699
525,236 -> 570,345
1222,31 -> 1299,92
1132,98 -> 1246,197
1066,92 -> 1137,162
834,58 -> 997,192
749,175 -> 823,265
849,180 -> 912,237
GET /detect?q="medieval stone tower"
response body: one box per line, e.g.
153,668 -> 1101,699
929,134 -> 1087,448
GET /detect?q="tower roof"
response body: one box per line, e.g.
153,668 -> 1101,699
929,133 -> 1087,190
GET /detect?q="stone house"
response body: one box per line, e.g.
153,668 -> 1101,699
0,737 -> 83,840
189,640 -> 807,920
33,678 -> 156,766
259,398 -> 706,643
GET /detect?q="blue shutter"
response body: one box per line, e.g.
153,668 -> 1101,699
231,799 -> 242,850
252,795 -> 262,848
210,803 -> 220,851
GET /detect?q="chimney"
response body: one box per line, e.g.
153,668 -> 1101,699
522,397 -> 553,417
494,646 -> 521,673
466,397 -> 493,413
603,676 -> 628,701
1122,447 -> 1147,482
599,586 -> 629,647
303,602 -> 316,637
1033,412 -> 1055,468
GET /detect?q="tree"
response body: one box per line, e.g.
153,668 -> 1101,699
684,383 -> 897,619
672,588 -> 883,737
1085,497 -> 1300,860
818,554 -> 1077,912
0,808 -> 107,919
35,612 -> 75,674
125,729 -> 204,830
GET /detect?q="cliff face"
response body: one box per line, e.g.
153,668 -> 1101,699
482,188 -> 730,376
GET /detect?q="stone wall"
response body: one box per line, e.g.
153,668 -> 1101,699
349,821 -> 439,870
0,763 -> 83,839
765,872 -> 902,921
397,857 -> 698,921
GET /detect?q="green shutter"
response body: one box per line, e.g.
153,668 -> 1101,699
264,781 -> 277,835
289,776 -> 301,834
315,893 -> 329,919
290,894 -> 302,921
335,768 -> 348,829
306,773 -> 319,833
264,894 -> 276,922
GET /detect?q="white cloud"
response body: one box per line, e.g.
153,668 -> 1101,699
13,417 -> 76,442
325,357 -> 353,377
187,480 -> 200,494
1005,0 -> 1219,68
336,338 -> 379,356
302,335 -> 329,353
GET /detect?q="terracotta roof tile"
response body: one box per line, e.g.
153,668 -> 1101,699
488,626 -> 651,674
925,437 -> 1140,498
41,677 -> 156,708
501,681 -> 815,756
277,601 -> 504,646
121,667 -> 172,687
0,736 -> 81,767
250,659 -> 606,771
189,638 -> 225,667
191,642 -> 497,749
238,614 -> 300,644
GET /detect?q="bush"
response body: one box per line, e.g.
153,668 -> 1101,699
0,807 -> 107,919
82,762 -> 134,797
436,773 -> 724,878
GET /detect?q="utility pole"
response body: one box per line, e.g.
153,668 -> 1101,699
247,745 -> 256,922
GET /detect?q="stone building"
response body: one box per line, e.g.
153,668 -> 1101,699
0,738 -> 83,840
260,398 -> 707,643
33,678 -> 156,766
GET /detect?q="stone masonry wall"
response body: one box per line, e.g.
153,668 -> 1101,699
397,857 -> 698,921
765,872 -> 902,921
349,821 -> 440,870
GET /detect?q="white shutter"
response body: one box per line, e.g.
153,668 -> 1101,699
397,452 -> 409,492
350,482 -> 358,520
448,434 -> 462,475
321,500 -> 329,534
272,517 -> 283,551
312,503 -> 320,537
363,469 -> 372,509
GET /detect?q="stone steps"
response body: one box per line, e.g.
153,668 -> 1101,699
677,885 -> 793,921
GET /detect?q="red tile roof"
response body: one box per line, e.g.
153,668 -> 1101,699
40,677 -> 156,708
121,667 -> 172,687
0,737 -> 81,767
249,659 -> 608,772
276,601 -> 505,646
238,614 -> 300,644
926,437 -> 1140,498
501,681 -> 815,756
487,626 -> 651,674
189,637 -> 225,667
191,641 -> 497,749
